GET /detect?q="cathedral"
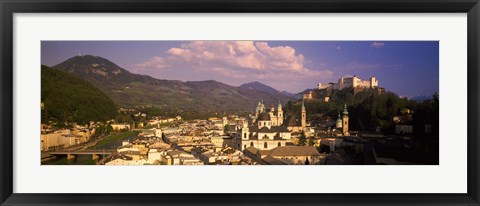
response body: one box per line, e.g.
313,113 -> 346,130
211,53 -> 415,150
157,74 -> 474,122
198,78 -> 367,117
235,99 -> 307,151
252,99 -> 284,126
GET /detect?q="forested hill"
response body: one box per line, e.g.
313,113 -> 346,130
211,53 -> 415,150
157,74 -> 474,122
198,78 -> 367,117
41,65 -> 117,125
284,88 -> 439,135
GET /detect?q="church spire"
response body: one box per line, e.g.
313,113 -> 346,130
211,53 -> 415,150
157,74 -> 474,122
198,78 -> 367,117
343,103 -> 349,116
342,103 -> 349,136
301,99 -> 306,129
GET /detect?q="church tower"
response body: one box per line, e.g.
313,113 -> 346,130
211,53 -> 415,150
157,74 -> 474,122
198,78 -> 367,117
277,99 -> 283,126
260,99 -> 265,113
301,99 -> 306,130
255,100 -> 262,117
241,121 -> 249,140
342,104 -> 349,136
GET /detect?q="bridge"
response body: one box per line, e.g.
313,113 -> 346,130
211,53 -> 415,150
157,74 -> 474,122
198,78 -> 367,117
49,150 -> 116,160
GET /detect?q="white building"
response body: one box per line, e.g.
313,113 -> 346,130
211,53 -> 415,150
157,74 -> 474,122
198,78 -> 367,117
111,123 -> 130,131
244,146 -> 325,165
147,149 -> 162,164
317,75 -> 378,91
334,75 -> 378,90
105,159 -> 148,165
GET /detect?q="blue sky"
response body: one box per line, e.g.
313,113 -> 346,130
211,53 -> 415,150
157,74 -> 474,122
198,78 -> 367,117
41,41 -> 439,97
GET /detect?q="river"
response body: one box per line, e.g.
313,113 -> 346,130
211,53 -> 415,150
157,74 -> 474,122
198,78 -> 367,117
42,131 -> 139,165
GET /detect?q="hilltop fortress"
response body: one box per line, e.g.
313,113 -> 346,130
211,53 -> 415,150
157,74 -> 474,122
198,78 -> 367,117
304,75 -> 383,101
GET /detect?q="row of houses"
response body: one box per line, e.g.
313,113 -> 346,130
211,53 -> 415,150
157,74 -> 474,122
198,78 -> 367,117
41,125 -> 95,151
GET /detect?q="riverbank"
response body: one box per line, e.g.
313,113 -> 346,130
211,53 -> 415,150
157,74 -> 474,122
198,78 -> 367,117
89,131 -> 139,149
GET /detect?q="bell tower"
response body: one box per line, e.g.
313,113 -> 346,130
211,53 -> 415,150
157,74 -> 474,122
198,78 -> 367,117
277,99 -> 283,126
342,104 -> 349,136
301,99 -> 306,130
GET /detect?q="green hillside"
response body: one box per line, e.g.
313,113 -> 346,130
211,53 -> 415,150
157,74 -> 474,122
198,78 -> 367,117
285,88 -> 438,135
41,65 -> 117,125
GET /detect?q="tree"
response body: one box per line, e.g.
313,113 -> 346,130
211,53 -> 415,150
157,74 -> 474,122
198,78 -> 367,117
308,137 -> 315,146
106,124 -> 113,134
223,124 -> 231,134
299,131 -> 307,146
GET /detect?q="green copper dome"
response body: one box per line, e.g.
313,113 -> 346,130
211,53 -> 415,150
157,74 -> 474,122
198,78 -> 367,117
342,103 -> 349,115
336,114 -> 342,124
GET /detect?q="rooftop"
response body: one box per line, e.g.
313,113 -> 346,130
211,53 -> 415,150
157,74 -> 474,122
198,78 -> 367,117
269,146 -> 321,157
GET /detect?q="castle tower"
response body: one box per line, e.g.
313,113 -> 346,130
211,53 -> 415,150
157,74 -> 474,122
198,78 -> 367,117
301,100 -> 306,130
277,99 -> 283,126
370,76 -> 378,88
342,104 -> 349,136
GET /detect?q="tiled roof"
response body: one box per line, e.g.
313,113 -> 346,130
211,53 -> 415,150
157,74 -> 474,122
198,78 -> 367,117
244,146 -> 259,155
257,112 -> 271,121
271,126 -> 290,132
167,150 -> 184,156
284,115 -> 300,127
269,146 -> 320,157
248,125 -> 259,132
258,126 -> 271,133
262,155 -> 287,165
257,126 -> 291,134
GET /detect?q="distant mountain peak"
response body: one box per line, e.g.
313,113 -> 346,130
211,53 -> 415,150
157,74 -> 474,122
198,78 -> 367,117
240,81 -> 275,89
239,81 -> 294,98
243,81 -> 265,85
50,55 -> 293,112
54,54 -> 127,75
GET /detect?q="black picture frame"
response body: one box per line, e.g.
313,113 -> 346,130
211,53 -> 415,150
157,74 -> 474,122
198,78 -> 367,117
1,0 -> 479,205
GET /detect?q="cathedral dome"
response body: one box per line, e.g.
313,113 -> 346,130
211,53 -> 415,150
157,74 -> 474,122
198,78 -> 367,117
257,112 -> 271,121
336,114 -> 343,128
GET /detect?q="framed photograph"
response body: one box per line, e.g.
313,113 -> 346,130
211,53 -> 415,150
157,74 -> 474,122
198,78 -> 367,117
1,0 -> 479,205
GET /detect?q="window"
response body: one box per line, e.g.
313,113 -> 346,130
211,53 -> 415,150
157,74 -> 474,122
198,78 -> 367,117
278,142 -> 281,147
264,122 -> 266,126
250,142 -> 254,147
264,142 -> 268,148
244,145 -> 246,149
244,133 -> 246,139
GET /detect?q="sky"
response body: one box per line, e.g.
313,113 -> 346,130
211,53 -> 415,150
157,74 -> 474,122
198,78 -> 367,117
41,41 -> 439,97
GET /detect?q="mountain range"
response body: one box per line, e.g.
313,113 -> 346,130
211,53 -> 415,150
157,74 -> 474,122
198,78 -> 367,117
50,55 -> 294,113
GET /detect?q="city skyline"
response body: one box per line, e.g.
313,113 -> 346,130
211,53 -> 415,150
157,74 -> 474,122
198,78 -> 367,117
41,41 -> 439,97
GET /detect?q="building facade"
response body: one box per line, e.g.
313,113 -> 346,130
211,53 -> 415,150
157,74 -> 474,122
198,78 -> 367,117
334,75 -> 378,90
236,99 -> 309,151
253,99 -> 284,126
